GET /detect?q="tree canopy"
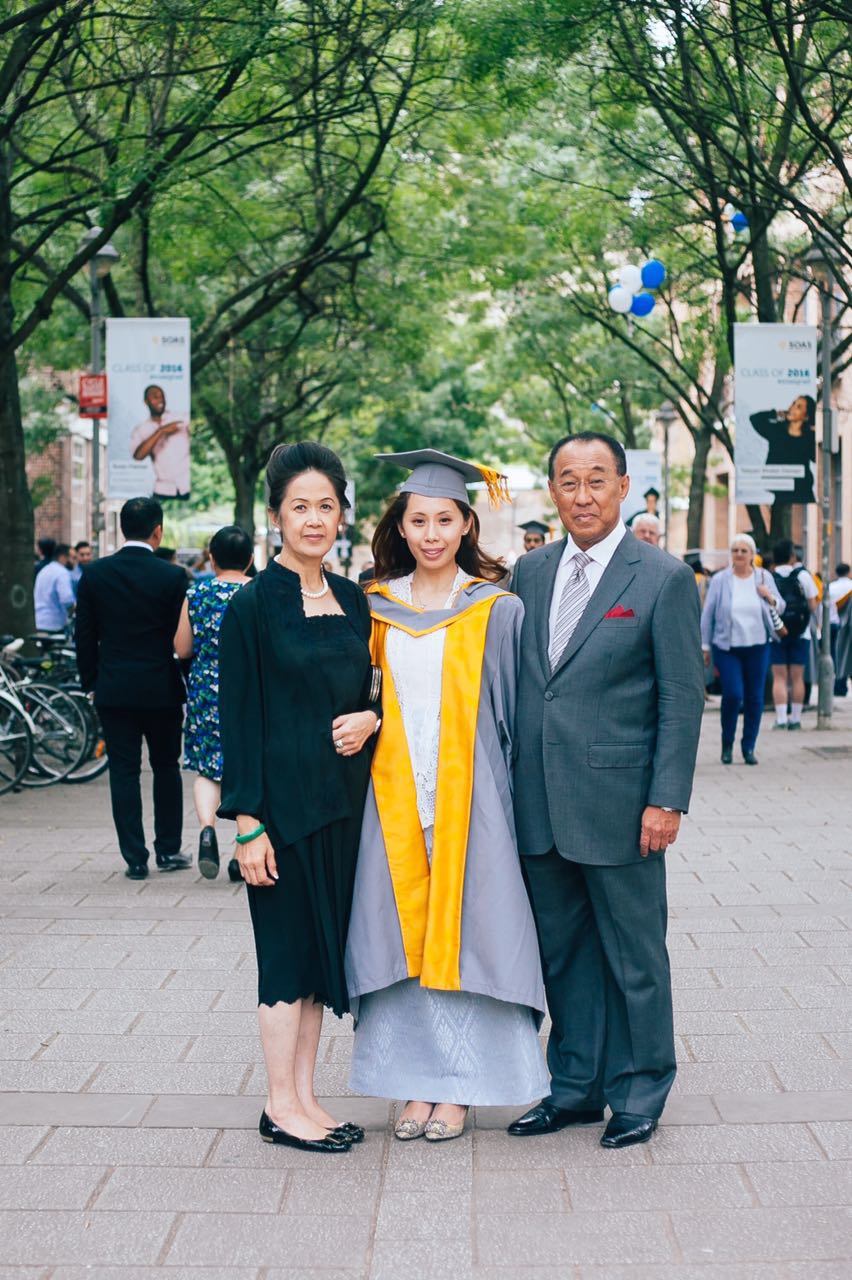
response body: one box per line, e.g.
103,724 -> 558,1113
3,0 -> 850,626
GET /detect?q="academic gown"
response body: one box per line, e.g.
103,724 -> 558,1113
345,577 -> 548,1104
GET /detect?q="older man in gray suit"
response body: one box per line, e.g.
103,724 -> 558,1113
509,432 -> 704,1148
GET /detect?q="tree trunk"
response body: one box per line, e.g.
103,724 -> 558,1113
0,136 -> 35,637
231,458 -> 259,540
0,344 -> 35,637
619,388 -> 638,449
746,504 -> 769,548
769,503 -> 792,542
686,425 -> 712,550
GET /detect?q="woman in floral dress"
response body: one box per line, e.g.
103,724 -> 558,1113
174,525 -> 253,880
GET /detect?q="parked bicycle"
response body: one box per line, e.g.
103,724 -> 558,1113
11,633 -> 109,784
0,638 -> 89,795
12,634 -> 109,783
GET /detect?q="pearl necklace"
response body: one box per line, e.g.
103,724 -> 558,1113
300,570 -> 329,600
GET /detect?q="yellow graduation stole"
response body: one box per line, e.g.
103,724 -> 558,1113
367,583 -> 508,990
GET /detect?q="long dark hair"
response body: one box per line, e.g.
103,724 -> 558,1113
800,395 -> 816,431
372,492 -> 506,583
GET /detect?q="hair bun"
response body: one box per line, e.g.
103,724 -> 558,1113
265,442 -> 350,514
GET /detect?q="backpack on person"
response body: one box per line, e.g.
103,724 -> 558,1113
772,567 -> 810,639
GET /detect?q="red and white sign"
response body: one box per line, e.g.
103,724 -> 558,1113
79,373 -> 108,418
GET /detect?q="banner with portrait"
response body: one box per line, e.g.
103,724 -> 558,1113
622,449 -> 663,528
734,323 -> 817,505
106,318 -> 191,501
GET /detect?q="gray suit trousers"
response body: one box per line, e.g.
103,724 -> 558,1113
523,848 -> 676,1118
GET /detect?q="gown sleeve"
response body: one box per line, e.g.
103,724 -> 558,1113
488,594 -> 524,773
217,594 -> 265,822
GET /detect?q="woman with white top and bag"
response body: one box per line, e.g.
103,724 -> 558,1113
700,533 -> 784,766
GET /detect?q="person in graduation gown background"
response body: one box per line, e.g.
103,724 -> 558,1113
519,519 -> 550,554
345,450 -> 548,1143
218,442 -> 381,1155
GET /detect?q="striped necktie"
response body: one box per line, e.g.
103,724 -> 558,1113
549,550 -> 592,671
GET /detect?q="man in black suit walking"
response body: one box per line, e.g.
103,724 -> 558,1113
76,497 -> 191,879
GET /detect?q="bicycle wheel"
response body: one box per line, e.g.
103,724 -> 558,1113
19,684 -> 88,785
0,695 -> 32,796
62,691 -> 109,783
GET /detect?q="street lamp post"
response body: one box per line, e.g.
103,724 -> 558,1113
805,243 -> 837,729
657,400 -> 677,550
79,228 -> 119,559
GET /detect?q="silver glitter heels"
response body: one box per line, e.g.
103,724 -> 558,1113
394,1115 -> 429,1141
424,1107 -> 469,1142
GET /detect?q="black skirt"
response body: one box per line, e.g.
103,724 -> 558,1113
246,800 -> 363,1018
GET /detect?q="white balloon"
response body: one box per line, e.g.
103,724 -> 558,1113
608,285 -> 633,314
618,264 -> 643,293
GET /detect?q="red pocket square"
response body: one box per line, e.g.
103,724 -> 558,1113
605,605 -> 635,619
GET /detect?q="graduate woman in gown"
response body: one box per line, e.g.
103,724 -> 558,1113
345,450 -> 548,1142
218,442 -> 381,1154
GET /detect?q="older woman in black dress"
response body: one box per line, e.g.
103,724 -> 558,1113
218,442 -> 380,1153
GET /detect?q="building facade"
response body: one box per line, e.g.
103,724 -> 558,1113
27,418 -> 122,555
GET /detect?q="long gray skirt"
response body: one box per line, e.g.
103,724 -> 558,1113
349,977 -> 549,1106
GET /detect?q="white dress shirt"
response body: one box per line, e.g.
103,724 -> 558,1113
548,519 -> 627,646
129,412 -> 190,497
122,541 -> 154,552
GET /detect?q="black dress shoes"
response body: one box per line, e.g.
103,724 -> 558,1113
155,853 -> 192,872
198,827 -> 220,880
258,1110 -> 351,1153
600,1113 -> 658,1148
124,863 -> 148,880
742,750 -> 759,766
721,745 -> 733,764
327,1121 -> 365,1144
508,1101 -> 605,1136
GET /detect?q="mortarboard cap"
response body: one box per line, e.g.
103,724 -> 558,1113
519,520 -> 549,537
375,449 -> 511,509
643,486 -> 661,499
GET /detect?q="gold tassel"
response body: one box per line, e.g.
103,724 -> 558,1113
476,465 -> 512,510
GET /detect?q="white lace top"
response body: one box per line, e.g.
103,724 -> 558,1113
385,568 -> 469,830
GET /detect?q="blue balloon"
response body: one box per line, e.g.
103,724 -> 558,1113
630,292 -> 656,318
641,259 -> 666,289
731,210 -> 749,232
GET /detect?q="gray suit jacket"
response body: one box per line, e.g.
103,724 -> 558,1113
513,530 -> 705,866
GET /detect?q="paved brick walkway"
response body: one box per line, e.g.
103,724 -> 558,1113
0,701 -> 850,1278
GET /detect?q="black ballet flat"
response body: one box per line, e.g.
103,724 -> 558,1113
327,1122 -> 365,1144
259,1110 -> 351,1153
